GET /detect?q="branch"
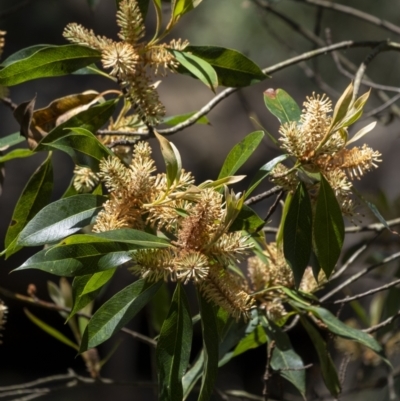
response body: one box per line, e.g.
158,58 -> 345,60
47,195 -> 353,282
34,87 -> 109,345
0,97 -> 17,111
364,93 -> 400,118
295,0 -> 400,37
332,277 -> 400,305
363,310 -> 400,334
244,186 -> 282,206
0,285 -> 157,347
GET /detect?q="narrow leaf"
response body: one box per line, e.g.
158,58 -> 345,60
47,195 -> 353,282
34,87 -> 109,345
162,112 -> 209,126
81,269 -> 116,295
264,89 -> 301,124
172,0 -> 203,21
183,351 -> 204,400
197,291 -> 219,401
5,154 -> 53,257
218,131 -> 264,179
230,205 -> 264,233
157,283 -> 193,401
300,316 -> 340,397
81,279 -> 162,350
24,308 -> 79,351
0,132 -> 25,149
0,148 -> 33,163
283,182 -> 312,287
313,175 -> 344,277
0,45 -> 101,86
233,324 -> 267,357
171,50 -> 218,92
17,194 -> 107,246
186,46 -> 267,88
346,121 -> 376,145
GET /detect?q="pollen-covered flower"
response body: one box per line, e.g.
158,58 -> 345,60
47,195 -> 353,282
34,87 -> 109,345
102,42 -> 139,77
73,166 -> 100,193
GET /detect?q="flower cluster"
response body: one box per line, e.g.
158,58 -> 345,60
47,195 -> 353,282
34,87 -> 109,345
94,141 -> 254,319
270,85 -> 381,216
247,242 -> 325,321
63,0 -> 188,127
0,300 -> 7,344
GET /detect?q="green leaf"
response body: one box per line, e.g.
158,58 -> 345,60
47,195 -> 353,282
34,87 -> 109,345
313,175 -> 344,277
14,241 -> 135,276
0,132 -> 25,149
137,0 -> 151,17
0,148 -> 33,163
277,192 -> 292,247
154,131 -> 182,186
183,351 -> 204,400
283,182 -> 312,287
197,291 -> 219,401
264,88 -> 301,124
300,304 -> 383,354
24,308 -> 79,351
246,154 -> 288,197
0,45 -> 101,86
230,205 -> 264,232
171,0 -> 203,21
262,318 -> 306,398
17,194 -> 107,246
300,316 -> 340,397
233,324 -> 267,357
59,229 -> 170,248
5,154 -> 53,257
42,128 -> 112,171
162,112 -> 209,126
152,0 -> 163,40
149,283 -> 171,333
157,283 -> 193,401
1,45 -> 50,67
218,131 -> 264,179
171,50 -> 218,92
81,269 -> 116,295
69,273 -> 110,319
81,279 -> 162,350
186,46 -> 268,87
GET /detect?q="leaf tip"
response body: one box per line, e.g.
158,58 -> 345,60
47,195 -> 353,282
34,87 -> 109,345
264,88 -> 277,99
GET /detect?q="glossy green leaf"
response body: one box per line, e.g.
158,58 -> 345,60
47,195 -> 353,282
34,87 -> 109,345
313,175 -> 344,277
152,0 -> 163,40
59,229 -> 170,248
283,182 -> 312,287
81,269 -> 116,295
154,131 -> 182,186
162,112 -> 209,126
0,148 -> 33,163
5,154 -> 53,257
183,351 -> 204,400
171,50 -> 218,92
197,291 -> 219,401
17,194 -> 106,246
0,45 -> 101,86
218,131 -> 264,179
172,0 -> 202,21
149,283 -> 171,333
263,318 -> 306,398
300,316 -> 340,397
45,127 -> 111,171
24,308 -> 79,351
1,45 -> 50,67
14,241 -> 134,276
157,283 -> 193,401
69,273 -> 109,319
233,324 -> 267,357
264,88 -> 301,124
246,154 -> 288,198
81,279 -> 162,350
230,205 -> 264,233
0,132 -> 25,149
186,46 -> 268,88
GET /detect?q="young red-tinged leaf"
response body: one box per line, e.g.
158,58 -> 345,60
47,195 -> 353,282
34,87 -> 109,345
5,154 -> 53,257
24,308 -> 79,351
218,131 -> 264,180
284,182 -> 312,287
154,131 -> 182,186
185,46 -> 268,88
264,88 -> 301,124
171,50 -> 218,92
300,316 -> 340,397
263,318 -> 306,399
16,194 -> 107,246
313,175 -> 344,277
197,291 -> 219,401
80,279 -> 162,350
157,283 -> 193,401
0,45 -> 101,86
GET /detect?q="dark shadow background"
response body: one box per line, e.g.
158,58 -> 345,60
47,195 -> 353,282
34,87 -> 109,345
1,0 -> 400,399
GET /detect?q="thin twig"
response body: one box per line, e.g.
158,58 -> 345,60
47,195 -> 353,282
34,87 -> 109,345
330,243 -> 369,280
364,310 -> 400,334
320,251 -> 400,302
364,93 -> 400,118
295,0 -> 400,37
244,186 -> 282,206
0,97 -> 17,111
0,286 -> 156,347
107,139 -> 140,148
332,277 -> 400,304
257,190 -> 284,232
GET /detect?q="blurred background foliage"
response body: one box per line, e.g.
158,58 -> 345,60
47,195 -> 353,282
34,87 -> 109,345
1,0 -> 400,400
